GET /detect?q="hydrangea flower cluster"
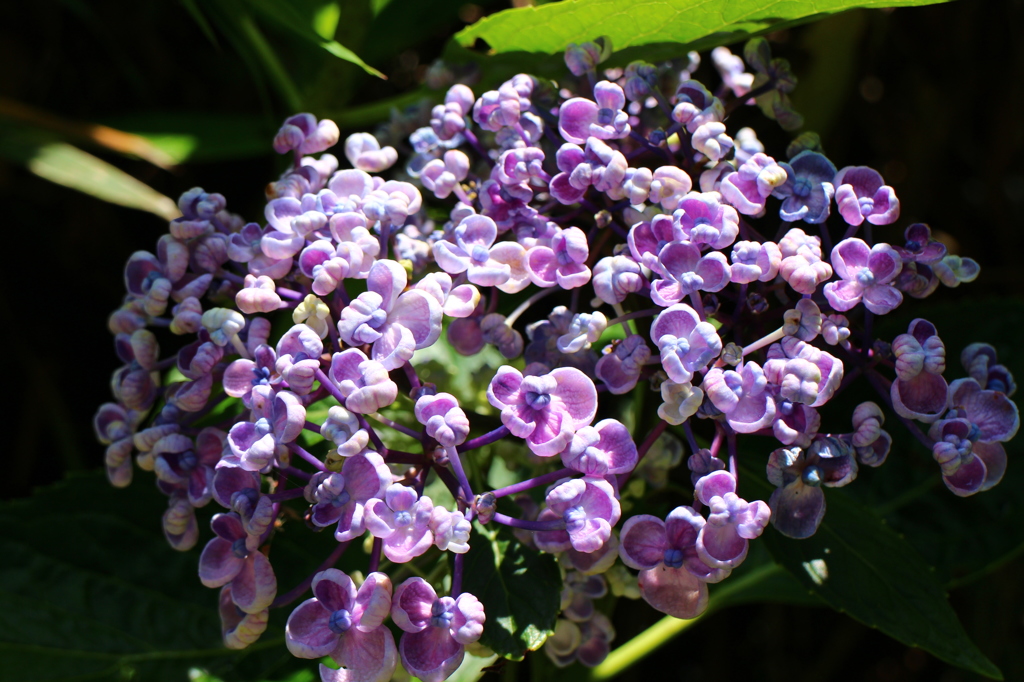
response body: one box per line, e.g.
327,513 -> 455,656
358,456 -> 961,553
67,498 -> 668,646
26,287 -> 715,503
95,35 -> 1017,679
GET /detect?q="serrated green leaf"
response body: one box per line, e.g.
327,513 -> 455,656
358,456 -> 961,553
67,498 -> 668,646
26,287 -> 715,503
757,482 -> 1003,679
456,523 -> 561,660
455,0 -> 952,64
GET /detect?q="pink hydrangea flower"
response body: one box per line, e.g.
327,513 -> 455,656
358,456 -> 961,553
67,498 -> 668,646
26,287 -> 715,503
703,362 -> 776,433
364,484 -> 435,563
834,166 -> 899,226
535,477 -> 621,553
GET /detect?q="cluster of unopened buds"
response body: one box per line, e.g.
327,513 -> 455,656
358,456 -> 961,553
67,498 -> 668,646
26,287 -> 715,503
95,36 -> 1019,680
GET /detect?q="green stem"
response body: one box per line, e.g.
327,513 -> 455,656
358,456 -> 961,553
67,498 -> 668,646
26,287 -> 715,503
590,563 -> 782,680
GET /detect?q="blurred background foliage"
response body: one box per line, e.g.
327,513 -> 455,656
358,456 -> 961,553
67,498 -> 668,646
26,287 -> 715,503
1,0 -> 1023,680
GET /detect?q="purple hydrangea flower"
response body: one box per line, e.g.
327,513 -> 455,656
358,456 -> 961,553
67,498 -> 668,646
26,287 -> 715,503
672,192 -> 740,250
823,238 -> 903,315
648,166 -> 693,211
414,392 -> 470,447
703,362 -> 777,433
226,389 -> 305,471
962,343 -> 1016,396
561,419 -> 638,476
778,227 -> 833,295
305,452 -> 392,541
274,113 -> 340,155
650,303 -> 722,383
344,132 -> 398,173
693,471 -> 769,569
890,319 -> 949,422
593,253 -> 638,303
535,477 -> 621,553
618,507 -> 716,618
595,335 -> 651,394
391,579 -> 485,682
327,348 -> 399,414
672,80 -> 723,133
558,81 -> 631,144
545,613 -> 615,668
549,139 -> 628,205
218,585 -> 269,650
729,240 -> 782,283
764,336 -> 844,408
198,512 -> 278,613
420,150 -> 470,200
286,570 -> 397,682
526,227 -> 592,289
927,417 -> 1006,497
767,437 -> 857,538
774,151 -> 837,223
487,365 -> 598,456
649,241 -> 730,307
432,214 -> 527,289
339,259 -> 442,370
719,153 -> 788,215
430,84 -> 474,140
364,484 -> 435,563
834,166 -> 899,226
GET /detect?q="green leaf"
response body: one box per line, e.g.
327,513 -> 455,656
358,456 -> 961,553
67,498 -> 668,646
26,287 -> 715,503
100,112 -> 272,164
455,522 -> 561,660
455,0 -> 953,64
0,471 -> 297,682
0,133 -> 178,220
243,0 -> 385,78
758,483 -> 1003,679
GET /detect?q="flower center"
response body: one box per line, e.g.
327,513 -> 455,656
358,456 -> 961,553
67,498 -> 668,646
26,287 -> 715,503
597,107 -> 615,125
328,608 -> 353,634
793,177 -> 811,198
394,510 -> 413,527
430,598 -> 455,629
231,538 -> 249,558
564,505 -> 587,533
663,548 -> 684,569
801,465 -> 822,487
524,390 -> 551,409
251,365 -> 272,387
471,245 -> 490,263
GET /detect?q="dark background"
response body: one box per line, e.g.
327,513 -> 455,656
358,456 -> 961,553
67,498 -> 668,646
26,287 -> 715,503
1,0 -> 1022,680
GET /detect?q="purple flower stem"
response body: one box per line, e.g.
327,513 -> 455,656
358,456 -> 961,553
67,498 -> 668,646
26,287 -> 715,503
726,429 -> 738,480
606,308 -> 660,329
865,369 -> 935,450
490,468 -> 575,499
287,442 -> 327,472
314,367 -> 346,404
368,538 -> 382,573
435,466 -> 461,499
270,540 -> 350,609
378,222 -> 391,260
462,127 -> 493,166
842,222 -> 862,241
368,413 -> 422,440
723,77 -> 778,117
358,415 -> 388,454
505,287 -> 560,326
689,291 -> 706,321
326,318 -> 341,353
637,420 -> 669,462
215,268 -> 245,286
492,512 -> 565,532
452,551 -> 465,596
303,420 -> 322,434
457,425 -> 511,453
278,465 -> 312,482
710,426 -> 724,458
386,450 -> 427,465
403,363 -> 421,391
267,487 -> 307,502
446,445 -> 475,504
682,422 -> 701,453
275,286 -> 305,301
